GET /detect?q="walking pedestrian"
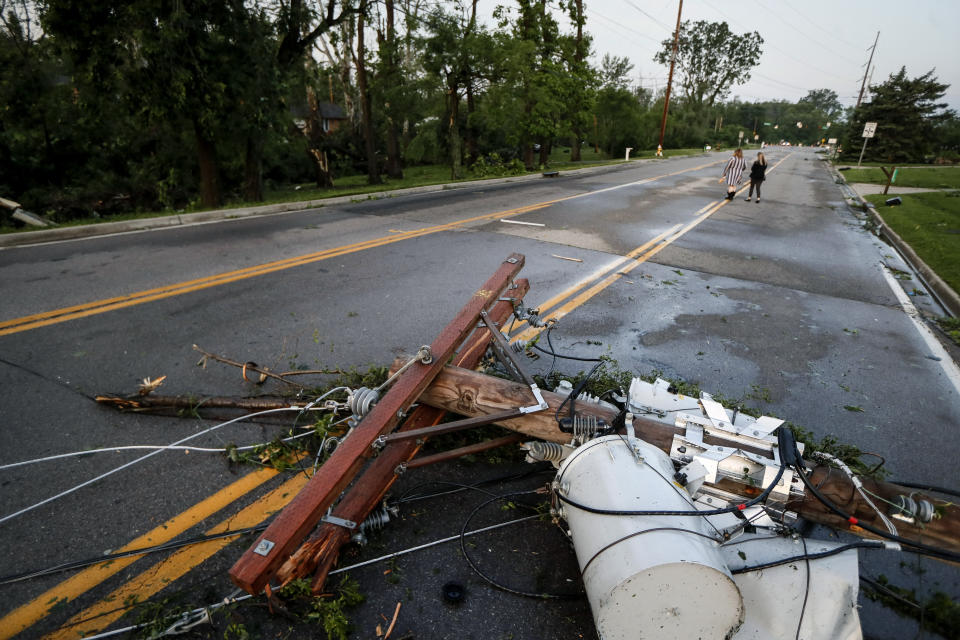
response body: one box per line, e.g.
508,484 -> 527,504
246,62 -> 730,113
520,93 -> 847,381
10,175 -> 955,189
744,152 -> 767,202
719,148 -> 747,200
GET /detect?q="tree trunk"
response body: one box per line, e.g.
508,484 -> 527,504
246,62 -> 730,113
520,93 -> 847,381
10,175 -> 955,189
465,82 -> 478,167
356,5 -> 381,185
242,135 -> 264,202
570,134 -> 581,161
447,81 -> 463,180
194,122 -> 220,208
383,0 -> 403,179
539,139 -> 550,167
463,0 -> 480,168
570,0 -> 584,162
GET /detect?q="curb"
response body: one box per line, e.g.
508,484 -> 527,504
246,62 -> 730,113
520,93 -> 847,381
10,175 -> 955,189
0,159 -> 657,249
868,209 -> 960,318
828,162 -> 960,317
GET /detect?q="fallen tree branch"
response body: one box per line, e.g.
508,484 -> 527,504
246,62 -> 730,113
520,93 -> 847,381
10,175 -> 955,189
96,394 -> 300,412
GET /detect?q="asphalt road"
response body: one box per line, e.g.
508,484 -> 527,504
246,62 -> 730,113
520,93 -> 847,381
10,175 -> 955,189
1,149 -> 957,639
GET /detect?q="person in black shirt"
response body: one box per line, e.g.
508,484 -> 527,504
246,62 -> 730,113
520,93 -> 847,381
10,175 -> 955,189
745,152 -> 767,202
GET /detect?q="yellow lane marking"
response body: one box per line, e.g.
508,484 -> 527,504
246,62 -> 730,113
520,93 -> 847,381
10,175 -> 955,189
510,153 -> 794,341
0,467 -> 281,640
695,202 -> 715,215
528,225 -> 681,321
2,159 -> 724,337
43,472 -> 311,640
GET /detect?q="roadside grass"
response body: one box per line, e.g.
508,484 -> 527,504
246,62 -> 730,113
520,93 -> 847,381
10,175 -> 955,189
864,191 -> 960,294
548,146 -> 709,164
841,166 -> 960,189
2,149 -> 708,233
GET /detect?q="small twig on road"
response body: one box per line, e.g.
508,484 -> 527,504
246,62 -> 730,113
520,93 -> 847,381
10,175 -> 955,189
384,602 -> 402,639
192,344 -> 345,388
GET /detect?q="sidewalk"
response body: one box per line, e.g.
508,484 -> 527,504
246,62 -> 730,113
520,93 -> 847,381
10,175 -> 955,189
847,183 -> 943,195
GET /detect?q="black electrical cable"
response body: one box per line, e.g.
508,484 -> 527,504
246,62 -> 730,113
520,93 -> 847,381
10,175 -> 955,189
795,536 -> 810,640
886,480 -> 960,499
556,430 -> 788,518
793,463 -> 960,563
554,360 -> 605,428
730,540 -> 886,574
393,464 -> 555,504
532,339 -> 604,362
777,430 -> 960,562
579,527 -> 722,577
859,575 -> 922,610
556,462 -> 785,518
0,524 -> 267,585
545,323 -> 559,380
459,490 -> 584,600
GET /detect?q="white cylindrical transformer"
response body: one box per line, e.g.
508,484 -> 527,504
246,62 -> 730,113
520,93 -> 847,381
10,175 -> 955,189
557,435 -> 744,639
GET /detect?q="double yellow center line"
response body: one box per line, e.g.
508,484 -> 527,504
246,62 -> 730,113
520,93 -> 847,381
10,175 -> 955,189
509,153 -> 792,341
0,160 -> 722,337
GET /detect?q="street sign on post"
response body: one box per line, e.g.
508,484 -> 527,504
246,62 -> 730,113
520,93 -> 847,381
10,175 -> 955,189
858,122 -> 878,167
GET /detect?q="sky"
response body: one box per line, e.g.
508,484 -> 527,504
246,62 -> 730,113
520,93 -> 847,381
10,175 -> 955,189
508,0 -> 960,111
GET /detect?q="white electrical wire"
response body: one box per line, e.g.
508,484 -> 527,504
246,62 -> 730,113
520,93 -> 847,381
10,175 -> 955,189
810,451 -> 898,536
0,414 -> 329,471
0,387 -> 350,526
55,515 -> 537,640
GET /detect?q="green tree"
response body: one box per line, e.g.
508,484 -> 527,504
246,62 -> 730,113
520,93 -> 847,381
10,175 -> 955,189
843,67 -> 953,162
564,0 -> 593,161
799,88 -> 843,122
420,1 -> 493,179
654,20 -> 763,115
497,0 -> 582,169
42,0 -> 284,208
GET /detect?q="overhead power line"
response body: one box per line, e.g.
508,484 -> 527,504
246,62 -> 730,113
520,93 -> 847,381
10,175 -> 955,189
755,0 -> 862,61
621,0 -> 674,32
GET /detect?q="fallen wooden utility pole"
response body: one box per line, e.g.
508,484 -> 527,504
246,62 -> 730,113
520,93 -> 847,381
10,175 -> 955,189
229,254 -> 527,594
274,278 -> 530,590
415,364 -> 960,557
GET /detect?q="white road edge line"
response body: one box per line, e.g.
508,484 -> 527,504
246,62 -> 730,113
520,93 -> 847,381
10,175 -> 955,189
878,261 -> 960,397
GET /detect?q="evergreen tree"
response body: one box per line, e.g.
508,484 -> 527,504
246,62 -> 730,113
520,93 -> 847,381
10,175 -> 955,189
843,67 -> 953,162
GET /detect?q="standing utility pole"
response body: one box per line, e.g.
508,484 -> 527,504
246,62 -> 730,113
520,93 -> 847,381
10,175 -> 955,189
856,31 -> 879,108
658,0 -> 683,149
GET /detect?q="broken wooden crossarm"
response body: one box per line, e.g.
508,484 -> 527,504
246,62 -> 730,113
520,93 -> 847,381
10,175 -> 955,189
786,468 -> 960,557
229,254 -> 527,594
273,278 -> 530,592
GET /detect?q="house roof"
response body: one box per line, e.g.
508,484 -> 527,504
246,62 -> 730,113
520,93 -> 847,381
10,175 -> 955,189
318,102 -> 347,119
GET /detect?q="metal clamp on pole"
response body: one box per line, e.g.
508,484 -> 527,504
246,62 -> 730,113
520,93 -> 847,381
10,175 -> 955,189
320,513 -> 357,530
375,409 -> 526,447
480,310 -> 548,414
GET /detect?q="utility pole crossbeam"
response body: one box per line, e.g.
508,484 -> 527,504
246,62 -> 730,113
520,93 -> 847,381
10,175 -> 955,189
856,32 -> 879,109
